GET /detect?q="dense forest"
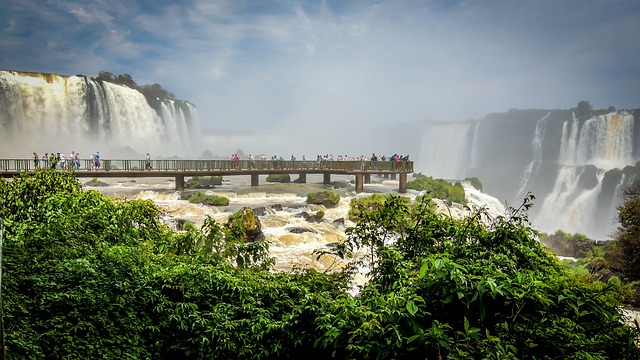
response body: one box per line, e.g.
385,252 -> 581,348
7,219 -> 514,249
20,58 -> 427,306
0,171 -> 638,358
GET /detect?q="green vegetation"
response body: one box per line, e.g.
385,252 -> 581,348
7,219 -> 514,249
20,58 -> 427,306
266,174 -> 291,183
539,230 -> 596,258
0,171 -> 638,358
93,71 -> 176,100
185,176 -> 222,189
306,190 -> 340,208
315,210 -> 325,220
187,191 -> 230,206
465,177 -> 483,191
607,180 -> 640,282
407,175 -> 466,204
84,178 -> 109,187
348,193 -> 409,221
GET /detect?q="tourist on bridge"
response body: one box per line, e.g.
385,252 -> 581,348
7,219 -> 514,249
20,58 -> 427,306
145,153 -> 152,170
92,151 -> 101,170
33,152 -> 40,169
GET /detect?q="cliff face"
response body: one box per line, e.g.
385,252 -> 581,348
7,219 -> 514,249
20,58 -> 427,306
0,71 -> 201,158
416,108 -> 640,239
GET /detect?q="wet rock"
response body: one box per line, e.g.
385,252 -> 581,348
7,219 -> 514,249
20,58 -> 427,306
84,179 -> 109,187
271,204 -> 284,212
306,190 -> 340,208
288,227 -> 317,234
225,207 -> 264,242
253,207 -> 268,216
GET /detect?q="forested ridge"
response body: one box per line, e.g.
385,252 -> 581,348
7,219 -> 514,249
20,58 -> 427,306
0,171 -> 638,359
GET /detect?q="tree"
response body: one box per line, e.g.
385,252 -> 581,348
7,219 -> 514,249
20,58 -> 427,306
115,74 -> 137,88
609,180 -> 640,281
576,100 -> 593,121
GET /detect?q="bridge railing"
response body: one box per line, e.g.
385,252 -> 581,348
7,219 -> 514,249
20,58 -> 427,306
1,159 -> 413,173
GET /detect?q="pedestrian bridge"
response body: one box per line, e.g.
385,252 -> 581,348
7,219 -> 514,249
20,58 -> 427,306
0,158 -> 414,193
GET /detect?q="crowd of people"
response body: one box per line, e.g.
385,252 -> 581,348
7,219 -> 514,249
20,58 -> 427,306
29,151 -> 410,172
240,153 -> 411,170
32,151 -> 101,170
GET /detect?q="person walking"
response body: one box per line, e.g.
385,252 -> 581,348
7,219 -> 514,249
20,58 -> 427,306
145,153 -> 152,170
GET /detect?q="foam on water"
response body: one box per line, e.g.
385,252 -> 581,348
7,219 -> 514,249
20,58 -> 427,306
83,175 -> 504,279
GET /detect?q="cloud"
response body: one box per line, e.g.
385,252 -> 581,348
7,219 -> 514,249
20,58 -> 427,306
1,0 -> 640,156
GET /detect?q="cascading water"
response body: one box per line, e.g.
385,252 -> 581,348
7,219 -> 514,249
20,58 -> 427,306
515,112 -> 550,201
560,113 -> 634,169
0,70 -> 200,157
417,108 -> 640,240
418,121 -> 474,179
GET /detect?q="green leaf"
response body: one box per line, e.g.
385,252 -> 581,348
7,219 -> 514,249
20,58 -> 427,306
406,300 -> 418,316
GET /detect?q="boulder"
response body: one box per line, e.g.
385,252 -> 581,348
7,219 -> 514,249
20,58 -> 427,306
225,207 -> 264,242
306,190 -> 340,208
288,227 -> 317,234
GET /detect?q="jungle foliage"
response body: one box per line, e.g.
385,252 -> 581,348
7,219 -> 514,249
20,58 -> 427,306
0,171 -> 638,359
266,174 -> 291,183
185,176 -> 223,189
93,71 -> 177,101
187,191 -> 230,206
306,190 -> 341,208
407,174 -> 467,205
608,180 -> 640,281
347,193 -> 410,222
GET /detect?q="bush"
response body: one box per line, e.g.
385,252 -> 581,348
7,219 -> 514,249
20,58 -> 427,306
266,174 -> 291,183
464,176 -> 483,191
2,171 -> 639,358
406,176 -> 466,204
188,191 -> 229,206
306,190 -> 340,208
185,176 -> 222,189
608,180 -> 640,281
348,193 -> 409,221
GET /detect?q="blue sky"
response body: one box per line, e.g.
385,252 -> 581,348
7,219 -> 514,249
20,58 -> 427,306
2,0 -> 640,155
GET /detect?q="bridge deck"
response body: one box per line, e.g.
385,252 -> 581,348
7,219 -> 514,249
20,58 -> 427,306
1,159 -> 414,193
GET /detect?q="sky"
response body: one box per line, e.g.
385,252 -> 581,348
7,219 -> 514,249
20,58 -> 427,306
2,0 -> 640,157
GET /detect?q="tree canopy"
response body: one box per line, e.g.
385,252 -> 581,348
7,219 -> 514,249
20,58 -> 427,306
0,171 -> 638,358
93,71 -> 176,101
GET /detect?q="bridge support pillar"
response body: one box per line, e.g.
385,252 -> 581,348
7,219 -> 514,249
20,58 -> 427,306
175,176 -> 185,191
398,173 -> 407,193
251,174 -> 259,186
323,173 -> 331,184
298,173 -> 307,183
364,174 -> 371,184
355,174 -> 364,193
391,173 -> 397,180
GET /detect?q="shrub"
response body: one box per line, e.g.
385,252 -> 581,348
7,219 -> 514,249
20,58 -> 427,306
608,180 -> 640,281
407,176 -> 466,204
266,174 -> 291,183
306,190 -> 340,208
464,176 -> 483,191
185,176 -> 222,189
188,191 -> 229,206
348,193 -> 409,221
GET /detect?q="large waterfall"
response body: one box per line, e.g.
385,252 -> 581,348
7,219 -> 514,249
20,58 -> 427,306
418,108 -> 640,239
0,71 -> 200,158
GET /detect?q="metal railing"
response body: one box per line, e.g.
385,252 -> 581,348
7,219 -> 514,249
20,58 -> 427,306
0,159 -> 413,173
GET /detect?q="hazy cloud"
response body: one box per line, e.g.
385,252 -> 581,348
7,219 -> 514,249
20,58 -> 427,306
2,0 -> 640,156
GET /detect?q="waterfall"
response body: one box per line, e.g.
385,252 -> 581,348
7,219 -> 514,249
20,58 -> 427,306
534,167 -> 606,236
559,112 -> 580,165
515,112 -> 550,200
418,108 -> 638,239
418,121 -> 474,179
0,71 -> 200,158
559,112 -> 634,169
